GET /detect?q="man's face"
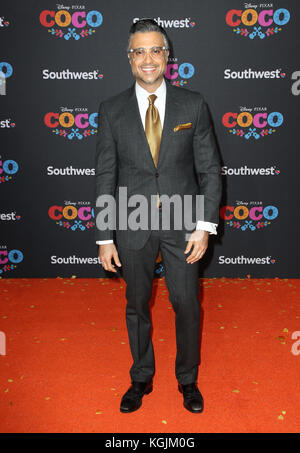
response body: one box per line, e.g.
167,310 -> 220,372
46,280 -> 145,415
128,31 -> 169,92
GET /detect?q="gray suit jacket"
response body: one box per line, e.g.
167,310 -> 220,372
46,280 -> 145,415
94,80 -> 222,250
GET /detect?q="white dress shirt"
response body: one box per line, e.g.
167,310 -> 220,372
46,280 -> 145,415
96,79 -> 218,245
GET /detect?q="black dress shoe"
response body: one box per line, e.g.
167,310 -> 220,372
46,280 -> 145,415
178,383 -> 204,413
120,381 -> 153,413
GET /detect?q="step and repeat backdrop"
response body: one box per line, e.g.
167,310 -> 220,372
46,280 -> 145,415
1,1 -> 299,278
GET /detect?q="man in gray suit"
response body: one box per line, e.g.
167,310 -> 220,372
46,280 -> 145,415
95,19 -> 222,413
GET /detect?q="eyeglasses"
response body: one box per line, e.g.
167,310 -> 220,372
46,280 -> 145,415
128,46 -> 168,61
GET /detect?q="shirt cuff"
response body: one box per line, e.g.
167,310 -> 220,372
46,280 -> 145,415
196,221 -> 218,235
96,240 -> 114,245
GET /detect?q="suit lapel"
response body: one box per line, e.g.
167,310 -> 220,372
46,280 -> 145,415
157,81 -> 180,169
125,83 -> 157,171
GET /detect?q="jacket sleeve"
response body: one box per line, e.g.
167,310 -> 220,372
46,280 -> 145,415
192,96 -> 222,225
94,101 -> 118,242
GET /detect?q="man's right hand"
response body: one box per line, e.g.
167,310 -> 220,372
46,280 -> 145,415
99,243 -> 122,273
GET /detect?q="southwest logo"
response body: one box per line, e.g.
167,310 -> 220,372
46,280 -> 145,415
0,119 -> 16,128
42,69 -> 103,80
224,68 -> 286,80
226,7 -> 290,39
0,211 -> 21,222
222,165 -> 280,176
133,17 -> 195,29
218,255 -> 276,264
0,17 -> 10,27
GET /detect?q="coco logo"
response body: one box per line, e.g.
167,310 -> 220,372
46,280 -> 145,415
0,62 -> 13,79
226,7 -> 290,39
0,248 -> 24,274
44,108 -> 98,140
48,202 -> 95,231
39,8 -> 103,40
0,62 -> 13,95
0,157 -> 19,184
222,108 -> 284,139
220,201 -> 278,231
165,59 -> 195,86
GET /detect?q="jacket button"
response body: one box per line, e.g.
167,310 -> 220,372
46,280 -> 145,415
155,172 -> 159,177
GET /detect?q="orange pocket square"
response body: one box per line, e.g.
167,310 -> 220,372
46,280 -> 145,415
173,122 -> 192,132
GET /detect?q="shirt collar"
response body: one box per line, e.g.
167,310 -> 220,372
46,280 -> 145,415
135,78 -> 166,101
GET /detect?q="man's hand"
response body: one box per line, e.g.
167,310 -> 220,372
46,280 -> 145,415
184,230 -> 209,264
99,243 -> 122,273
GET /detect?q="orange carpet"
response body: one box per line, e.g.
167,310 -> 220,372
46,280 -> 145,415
0,276 -> 299,433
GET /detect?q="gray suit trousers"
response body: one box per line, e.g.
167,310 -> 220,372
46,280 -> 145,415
117,209 -> 201,385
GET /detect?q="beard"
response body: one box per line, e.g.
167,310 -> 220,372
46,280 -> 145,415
131,61 -> 167,87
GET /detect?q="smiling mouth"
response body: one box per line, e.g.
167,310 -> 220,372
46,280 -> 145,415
140,66 -> 158,73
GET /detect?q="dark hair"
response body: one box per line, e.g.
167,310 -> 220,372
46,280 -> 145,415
127,18 -> 170,51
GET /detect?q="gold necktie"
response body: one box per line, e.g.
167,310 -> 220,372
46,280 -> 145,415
145,94 -> 162,208
145,94 -> 162,167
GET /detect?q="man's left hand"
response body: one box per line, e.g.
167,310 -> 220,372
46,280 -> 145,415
184,230 -> 209,264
